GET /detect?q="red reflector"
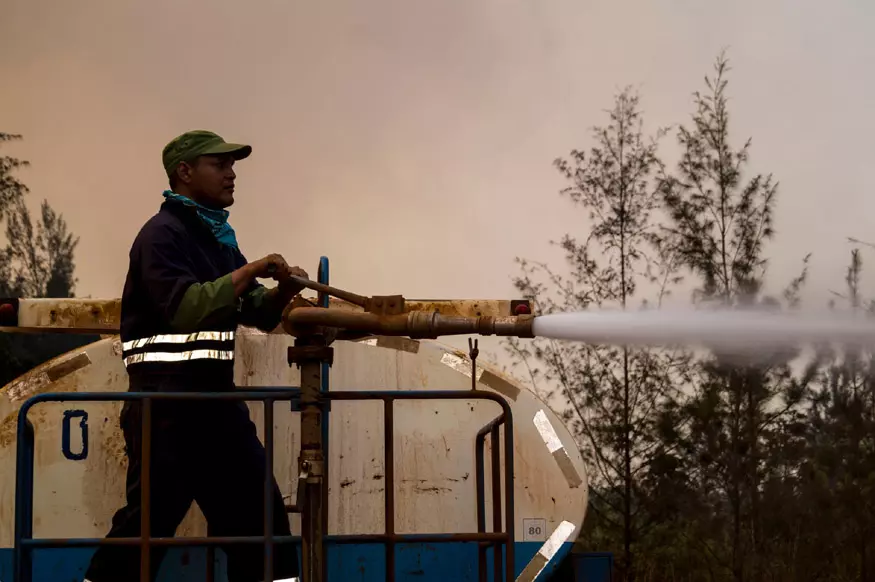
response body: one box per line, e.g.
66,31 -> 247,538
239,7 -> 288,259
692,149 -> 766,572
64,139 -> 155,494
513,303 -> 531,315
0,301 -> 16,326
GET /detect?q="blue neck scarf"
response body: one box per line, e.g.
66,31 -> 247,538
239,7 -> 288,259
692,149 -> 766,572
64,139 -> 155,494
163,190 -> 239,250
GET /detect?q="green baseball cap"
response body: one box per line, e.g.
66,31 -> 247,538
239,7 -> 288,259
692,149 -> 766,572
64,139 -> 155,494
162,130 -> 252,177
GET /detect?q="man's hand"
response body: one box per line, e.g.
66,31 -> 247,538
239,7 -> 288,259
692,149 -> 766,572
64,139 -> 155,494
278,266 -> 309,297
232,254 -> 297,297
286,265 -> 309,282
250,254 -> 291,281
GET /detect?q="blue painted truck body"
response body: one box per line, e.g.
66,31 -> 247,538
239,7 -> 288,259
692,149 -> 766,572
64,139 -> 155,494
0,543 -> 590,582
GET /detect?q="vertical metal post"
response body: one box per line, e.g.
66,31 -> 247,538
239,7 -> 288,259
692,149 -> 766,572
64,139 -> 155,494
384,399 -> 395,581
472,340 -> 488,582
13,416 -> 35,582
263,398 -> 275,582
293,342 -> 328,582
140,397 -> 152,582
490,426 -> 502,582
205,546 -> 215,582
286,256 -> 333,582
475,431 -> 488,582
503,415 -> 515,582
317,257 -> 331,543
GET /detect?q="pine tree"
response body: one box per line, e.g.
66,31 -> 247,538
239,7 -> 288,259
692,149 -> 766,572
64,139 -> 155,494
796,248 -> 875,580
0,133 -> 93,387
660,52 -> 811,581
1,197 -> 79,298
0,133 -> 29,219
505,88 -> 688,581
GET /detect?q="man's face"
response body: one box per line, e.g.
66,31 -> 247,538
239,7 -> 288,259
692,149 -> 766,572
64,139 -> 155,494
178,154 -> 237,209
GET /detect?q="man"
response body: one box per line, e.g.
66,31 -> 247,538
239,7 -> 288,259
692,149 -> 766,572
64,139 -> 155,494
84,130 -> 302,582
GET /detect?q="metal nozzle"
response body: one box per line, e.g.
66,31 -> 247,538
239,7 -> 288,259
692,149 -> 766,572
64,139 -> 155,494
282,307 -> 535,340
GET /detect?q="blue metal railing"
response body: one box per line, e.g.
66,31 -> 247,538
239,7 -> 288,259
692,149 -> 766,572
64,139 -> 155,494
12,255 -> 517,582
13,389 -> 515,582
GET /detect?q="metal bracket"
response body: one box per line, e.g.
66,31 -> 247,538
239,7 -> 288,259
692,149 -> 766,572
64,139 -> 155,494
292,452 -> 324,511
468,338 -> 479,392
288,344 -> 334,413
287,345 -> 335,368
364,295 -> 406,316
295,461 -> 310,511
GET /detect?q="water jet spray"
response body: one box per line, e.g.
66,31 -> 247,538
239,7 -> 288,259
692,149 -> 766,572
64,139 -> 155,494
281,276 -> 875,355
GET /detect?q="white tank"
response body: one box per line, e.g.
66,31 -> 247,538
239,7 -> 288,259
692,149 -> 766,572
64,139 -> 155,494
0,328 -> 587,582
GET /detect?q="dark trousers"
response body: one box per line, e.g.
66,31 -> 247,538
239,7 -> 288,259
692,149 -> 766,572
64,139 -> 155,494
84,398 -> 299,582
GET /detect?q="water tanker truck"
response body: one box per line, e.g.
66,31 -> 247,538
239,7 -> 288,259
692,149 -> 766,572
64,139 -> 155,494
0,257 -> 588,582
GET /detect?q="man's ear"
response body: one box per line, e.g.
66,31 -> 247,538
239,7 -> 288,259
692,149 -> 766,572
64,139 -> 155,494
177,161 -> 194,184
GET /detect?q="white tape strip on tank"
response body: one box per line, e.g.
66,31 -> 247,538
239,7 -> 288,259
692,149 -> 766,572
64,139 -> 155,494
359,336 -> 420,353
439,352 -> 522,400
515,520 -> 577,582
533,410 -> 583,489
5,351 -> 93,402
440,352 -> 485,381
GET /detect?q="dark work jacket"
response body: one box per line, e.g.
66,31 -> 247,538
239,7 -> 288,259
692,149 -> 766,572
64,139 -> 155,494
120,199 -> 259,392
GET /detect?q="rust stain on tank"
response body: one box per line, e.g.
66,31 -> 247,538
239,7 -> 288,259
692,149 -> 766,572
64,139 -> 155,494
414,485 -> 452,494
322,297 -> 514,318
3,371 -> 49,403
0,406 -> 51,449
18,298 -> 122,330
82,405 -> 128,524
404,300 -> 507,318
102,424 -> 128,465
0,411 -> 17,449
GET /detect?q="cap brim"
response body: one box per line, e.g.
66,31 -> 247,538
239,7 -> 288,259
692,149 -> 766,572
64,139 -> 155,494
202,142 -> 252,161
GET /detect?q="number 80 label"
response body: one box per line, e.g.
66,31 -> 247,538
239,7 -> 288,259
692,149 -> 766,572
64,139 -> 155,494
523,518 -> 547,542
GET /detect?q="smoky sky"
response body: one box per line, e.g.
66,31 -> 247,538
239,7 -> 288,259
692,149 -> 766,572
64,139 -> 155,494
2,0 -> 874,361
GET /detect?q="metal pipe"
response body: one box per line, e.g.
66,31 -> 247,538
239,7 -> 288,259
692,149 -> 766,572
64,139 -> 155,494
328,533 -> 511,544
22,536 -> 301,548
286,275 -> 370,309
22,532 -> 512,548
283,307 -> 535,339
297,354 -> 326,582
